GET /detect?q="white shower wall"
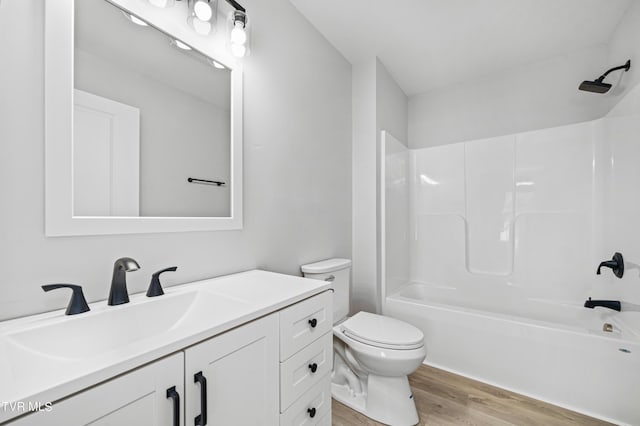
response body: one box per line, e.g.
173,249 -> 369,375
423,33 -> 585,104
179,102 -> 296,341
382,132 -> 410,298
386,85 -> 640,308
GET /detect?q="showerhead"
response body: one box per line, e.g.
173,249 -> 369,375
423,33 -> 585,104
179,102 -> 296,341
579,60 -> 631,94
579,78 -> 612,94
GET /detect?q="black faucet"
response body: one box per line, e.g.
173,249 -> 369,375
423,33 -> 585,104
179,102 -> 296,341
147,266 -> 178,297
597,252 -> 624,278
584,297 -> 621,312
108,257 -> 140,306
42,284 -> 90,315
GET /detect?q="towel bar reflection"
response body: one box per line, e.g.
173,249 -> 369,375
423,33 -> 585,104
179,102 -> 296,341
187,178 -> 226,187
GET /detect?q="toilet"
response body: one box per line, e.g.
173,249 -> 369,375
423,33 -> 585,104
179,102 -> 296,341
301,258 -> 426,426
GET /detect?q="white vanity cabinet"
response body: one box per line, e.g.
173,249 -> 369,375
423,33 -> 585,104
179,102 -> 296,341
185,313 -> 279,426
10,353 -> 185,426
4,288 -> 333,426
278,291 -> 333,425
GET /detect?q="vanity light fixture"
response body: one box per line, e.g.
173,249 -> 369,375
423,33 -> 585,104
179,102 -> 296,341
146,0 -> 249,56
187,0 -> 217,36
229,10 -> 248,57
193,0 -> 214,21
230,11 -> 247,44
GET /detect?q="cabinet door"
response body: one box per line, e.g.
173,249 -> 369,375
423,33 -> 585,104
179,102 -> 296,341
185,313 -> 279,426
11,353 -> 184,426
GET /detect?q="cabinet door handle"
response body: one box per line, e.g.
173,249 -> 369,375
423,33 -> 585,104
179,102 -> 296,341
324,275 -> 335,282
308,318 -> 318,328
307,407 -> 317,418
166,386 -> 180,426
194,371 -> 208,426
308,363 -> 318,373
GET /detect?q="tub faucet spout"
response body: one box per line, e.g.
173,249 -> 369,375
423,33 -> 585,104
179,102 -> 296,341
584,297 -> 621,312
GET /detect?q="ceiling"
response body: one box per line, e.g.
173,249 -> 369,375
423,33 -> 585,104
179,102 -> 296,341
289,0 -> 633,95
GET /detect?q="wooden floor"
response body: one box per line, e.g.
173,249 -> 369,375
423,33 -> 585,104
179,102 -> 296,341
332,365 -> 613,426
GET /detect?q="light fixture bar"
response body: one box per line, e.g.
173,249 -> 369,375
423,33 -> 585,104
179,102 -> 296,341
177,0 -> 245,12
222,0 -> 245,13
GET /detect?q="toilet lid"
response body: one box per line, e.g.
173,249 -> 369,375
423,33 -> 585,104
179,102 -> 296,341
341,312 -> 424,350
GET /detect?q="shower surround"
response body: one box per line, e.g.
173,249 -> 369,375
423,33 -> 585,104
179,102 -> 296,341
382,87 -> 640,425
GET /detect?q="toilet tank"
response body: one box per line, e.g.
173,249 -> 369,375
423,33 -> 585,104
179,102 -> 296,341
301,258 -> 351,324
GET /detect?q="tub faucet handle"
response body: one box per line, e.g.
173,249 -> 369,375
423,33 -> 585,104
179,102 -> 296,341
597,252 -> 624,278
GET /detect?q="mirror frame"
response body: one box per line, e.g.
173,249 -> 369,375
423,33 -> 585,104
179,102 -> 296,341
44,0 -> 243,236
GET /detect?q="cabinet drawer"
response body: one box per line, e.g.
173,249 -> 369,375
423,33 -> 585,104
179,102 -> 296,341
279,291 -> 332,361
316,411 -> 331,426
280,374 -> 331,426
280,332 -> 333,411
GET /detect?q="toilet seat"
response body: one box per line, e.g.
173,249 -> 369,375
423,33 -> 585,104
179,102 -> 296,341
341,312 -> 424,350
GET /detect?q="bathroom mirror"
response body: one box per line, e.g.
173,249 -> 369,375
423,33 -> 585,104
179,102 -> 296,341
45,0 -> 243,235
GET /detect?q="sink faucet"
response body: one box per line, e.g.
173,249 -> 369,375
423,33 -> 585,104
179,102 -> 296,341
108,257 -> 140,306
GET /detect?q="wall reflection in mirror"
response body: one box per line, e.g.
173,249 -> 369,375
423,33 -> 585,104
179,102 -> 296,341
74,0 -> 231,217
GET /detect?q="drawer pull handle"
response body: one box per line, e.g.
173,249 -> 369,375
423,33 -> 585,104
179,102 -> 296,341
308,318 -> 318,328
166,386 -> 180,426
194,371 -> 208,426
308,363 -> 318,373
324,275 -> 335,282
307,407 -> 317,418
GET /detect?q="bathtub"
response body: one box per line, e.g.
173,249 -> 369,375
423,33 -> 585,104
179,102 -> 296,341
385,282 -> 640,425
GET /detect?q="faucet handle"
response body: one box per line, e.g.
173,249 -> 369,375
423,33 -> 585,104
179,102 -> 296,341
146,266 -> 178,297
42,284 -> 90,315
596,252 -> 624,278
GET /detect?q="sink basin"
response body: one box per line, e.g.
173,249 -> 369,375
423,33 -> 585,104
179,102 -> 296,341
5,290 -> 254,361
0,287 -> 257,404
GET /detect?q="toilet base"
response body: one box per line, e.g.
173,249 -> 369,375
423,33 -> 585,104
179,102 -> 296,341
332,374 -> 419,426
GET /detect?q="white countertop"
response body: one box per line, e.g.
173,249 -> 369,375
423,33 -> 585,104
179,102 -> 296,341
0,270 -> 330,423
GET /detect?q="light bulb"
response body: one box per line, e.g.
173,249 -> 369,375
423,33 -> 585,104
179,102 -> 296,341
129,14 -> 148,26
230,43 -> 246,58
190,17 -> 212,35
174,40 -> 191,50
148,0 -> 174,7
230,21 -> 247,45
193,0 -> 213,21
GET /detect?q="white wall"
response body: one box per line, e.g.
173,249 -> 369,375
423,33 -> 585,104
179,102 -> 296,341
376,60 -> 408,146
0,0 -> 351,321
408,1 -> 640,150
607,0 -> 640,103
408,46 -> 611,148
410,122 -> 598,302
351,59 -> 377,314
351,58 -> 408,314
405,86 -> 640,307
601,85 -> 640,306
382,132 -> 409,301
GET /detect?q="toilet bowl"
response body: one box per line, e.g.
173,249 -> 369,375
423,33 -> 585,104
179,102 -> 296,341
301,259 -> 426,426
335,312 -> 426,376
